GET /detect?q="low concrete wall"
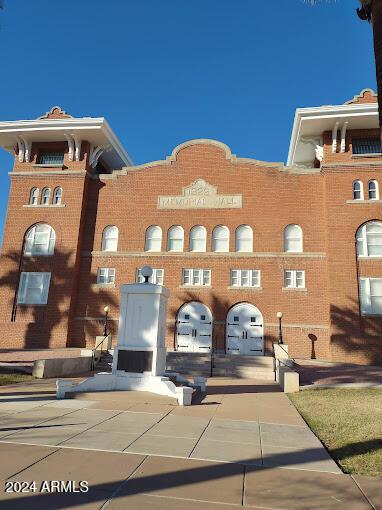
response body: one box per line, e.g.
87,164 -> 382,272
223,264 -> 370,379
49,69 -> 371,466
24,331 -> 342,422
277,365 -> 300,393
33,357 -> 92,379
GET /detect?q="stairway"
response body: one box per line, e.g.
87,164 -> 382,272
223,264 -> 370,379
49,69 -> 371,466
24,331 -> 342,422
166,352 -> 275,380
95,350 -> 113,373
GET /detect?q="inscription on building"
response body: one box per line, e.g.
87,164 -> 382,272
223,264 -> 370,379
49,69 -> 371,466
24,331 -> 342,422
157,179 -> 242,209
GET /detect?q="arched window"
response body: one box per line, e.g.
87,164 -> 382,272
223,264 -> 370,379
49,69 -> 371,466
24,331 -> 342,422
101,226 -> 119,251
167,226 -> 184,252
356,221 -> 382,257
212,225 -> 230,252
53,187 -> 62,205
41,188 -> 51,205
145,226 -> 162,252
353,180 -> 363,200
29,188 -> 39,205
284,224 -> 303,253
24,224 -> 56,256
368,180 -> 379,200
189,226 -> 207,252
235,225 -> 253,252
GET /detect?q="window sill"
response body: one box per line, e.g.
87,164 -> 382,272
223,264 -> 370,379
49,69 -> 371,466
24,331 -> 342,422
351,153 -> 382,158
32,164 -> 65,168
282,287 -> 307,292
361,313 -> 382,317
227,286 -> 263,291
23,204 -> 66,208
23,254 -> 53,258
346,200 -> 382,204
17,303 -> 47,307
93,283 -> 116,288
179,285 -> 211,289
357,256 -> 382,260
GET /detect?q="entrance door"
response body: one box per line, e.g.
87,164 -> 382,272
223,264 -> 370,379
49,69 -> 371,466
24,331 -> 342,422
226,303 -> 264,355
176,302 -> 212,352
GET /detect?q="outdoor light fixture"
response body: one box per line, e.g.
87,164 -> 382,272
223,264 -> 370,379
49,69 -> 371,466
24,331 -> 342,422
103,306 -> 110,337
276,311 -> 283,345
141,265 -> 153,283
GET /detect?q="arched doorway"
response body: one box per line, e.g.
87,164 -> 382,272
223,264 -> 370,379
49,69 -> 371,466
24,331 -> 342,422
226,303 -> 264,355
176,302 -> 212,352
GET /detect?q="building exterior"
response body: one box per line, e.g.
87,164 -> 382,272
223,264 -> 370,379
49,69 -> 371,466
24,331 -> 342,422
0,91 -> 381,365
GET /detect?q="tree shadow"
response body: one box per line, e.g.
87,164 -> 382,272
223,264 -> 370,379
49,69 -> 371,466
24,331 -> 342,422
0,246 -> 118,354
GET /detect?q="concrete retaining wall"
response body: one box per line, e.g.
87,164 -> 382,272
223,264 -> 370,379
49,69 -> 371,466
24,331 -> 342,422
33,357 -> 92,379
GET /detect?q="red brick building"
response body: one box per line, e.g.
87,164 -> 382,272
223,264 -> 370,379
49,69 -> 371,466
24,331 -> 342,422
0,91 -> 381,365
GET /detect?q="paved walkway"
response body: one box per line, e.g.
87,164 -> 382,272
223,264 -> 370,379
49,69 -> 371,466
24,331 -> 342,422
0,378 -> 380,509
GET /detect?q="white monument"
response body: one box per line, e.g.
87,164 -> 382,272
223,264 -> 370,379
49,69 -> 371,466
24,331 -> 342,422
57,267 -> 205,405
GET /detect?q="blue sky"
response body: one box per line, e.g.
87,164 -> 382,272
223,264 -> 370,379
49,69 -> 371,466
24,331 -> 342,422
0,0 -> 376,236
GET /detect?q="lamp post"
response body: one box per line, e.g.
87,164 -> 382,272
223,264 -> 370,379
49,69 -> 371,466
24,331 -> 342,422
276,311 -> 283,345
103,306 -> 110,337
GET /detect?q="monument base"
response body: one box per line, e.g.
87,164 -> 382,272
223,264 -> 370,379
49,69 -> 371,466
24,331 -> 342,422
56,370 -> 205,406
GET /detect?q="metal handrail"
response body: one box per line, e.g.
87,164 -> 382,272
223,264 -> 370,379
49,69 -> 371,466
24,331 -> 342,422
91,334 -> 108,371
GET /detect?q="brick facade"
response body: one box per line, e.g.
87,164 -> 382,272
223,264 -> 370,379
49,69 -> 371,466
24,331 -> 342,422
0,95 -> 381,365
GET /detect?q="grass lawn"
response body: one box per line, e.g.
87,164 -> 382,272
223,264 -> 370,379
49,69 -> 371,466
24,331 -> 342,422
0,373 -> 33,386
289,388 -> 382,477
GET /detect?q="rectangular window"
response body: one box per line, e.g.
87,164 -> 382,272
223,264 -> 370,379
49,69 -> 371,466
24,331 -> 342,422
97,268 -> 116,285
230,269 -> 260,287
360,278 -> 382,315
17,272 -> 51,305
38,152 -> 65,165
136,268 -> 164,285
352,138 -> 382,155
182,269 -> 211,286
284,270 -> 305,289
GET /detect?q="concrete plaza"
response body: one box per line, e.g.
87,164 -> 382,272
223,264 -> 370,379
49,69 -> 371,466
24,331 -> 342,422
0,377 -> 380,509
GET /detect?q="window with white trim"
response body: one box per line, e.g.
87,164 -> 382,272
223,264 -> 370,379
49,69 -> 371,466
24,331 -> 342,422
41,187 -> 51,205
182,269 -> 211,286
29,188 -> 39,205
145,226 -> 162,252
53,187 -> 62,205
284,270 -> 305,289
101,226 -> 119,251
356,221 -> 382,257
284,224 -> 303,253
97,268 -> 116,285
235,225 -> 253,252
352,180 -> 363,200
17,272 -> 51,305
24,224 -> 56,256
360,278 -> 382,315
212,225 -> 229,252
167,225 -> 184,252
230,269 -> 260,287
136,268 -> 164,285
189,226 -> 207,252
368,180 -> 379,200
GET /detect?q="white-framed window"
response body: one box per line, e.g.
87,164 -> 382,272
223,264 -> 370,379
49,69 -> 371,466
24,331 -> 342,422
17,272 -> 51,305
97,268 -> 116,285
284,224 -> 303,253
284,270 -> 305,289
360,278 -> 382,315
167,225 -> 184,252
24,224 -> 56,256
101,226 -> 118,251
235,225 -> 253,252
353,180 -> 364,200
368,180 -> 379,200
145,226 -> 162,252
41,187 -> 51,205
230,269 -> 260,287
182,268 -> 211,286
38,152 -> 64,165
53,187 -> 62,205
136,268 -> 164,285
212,225 -> 229,252
29,187 -> 39,205
356,221 -> 382,257
189,226 -> 207,252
